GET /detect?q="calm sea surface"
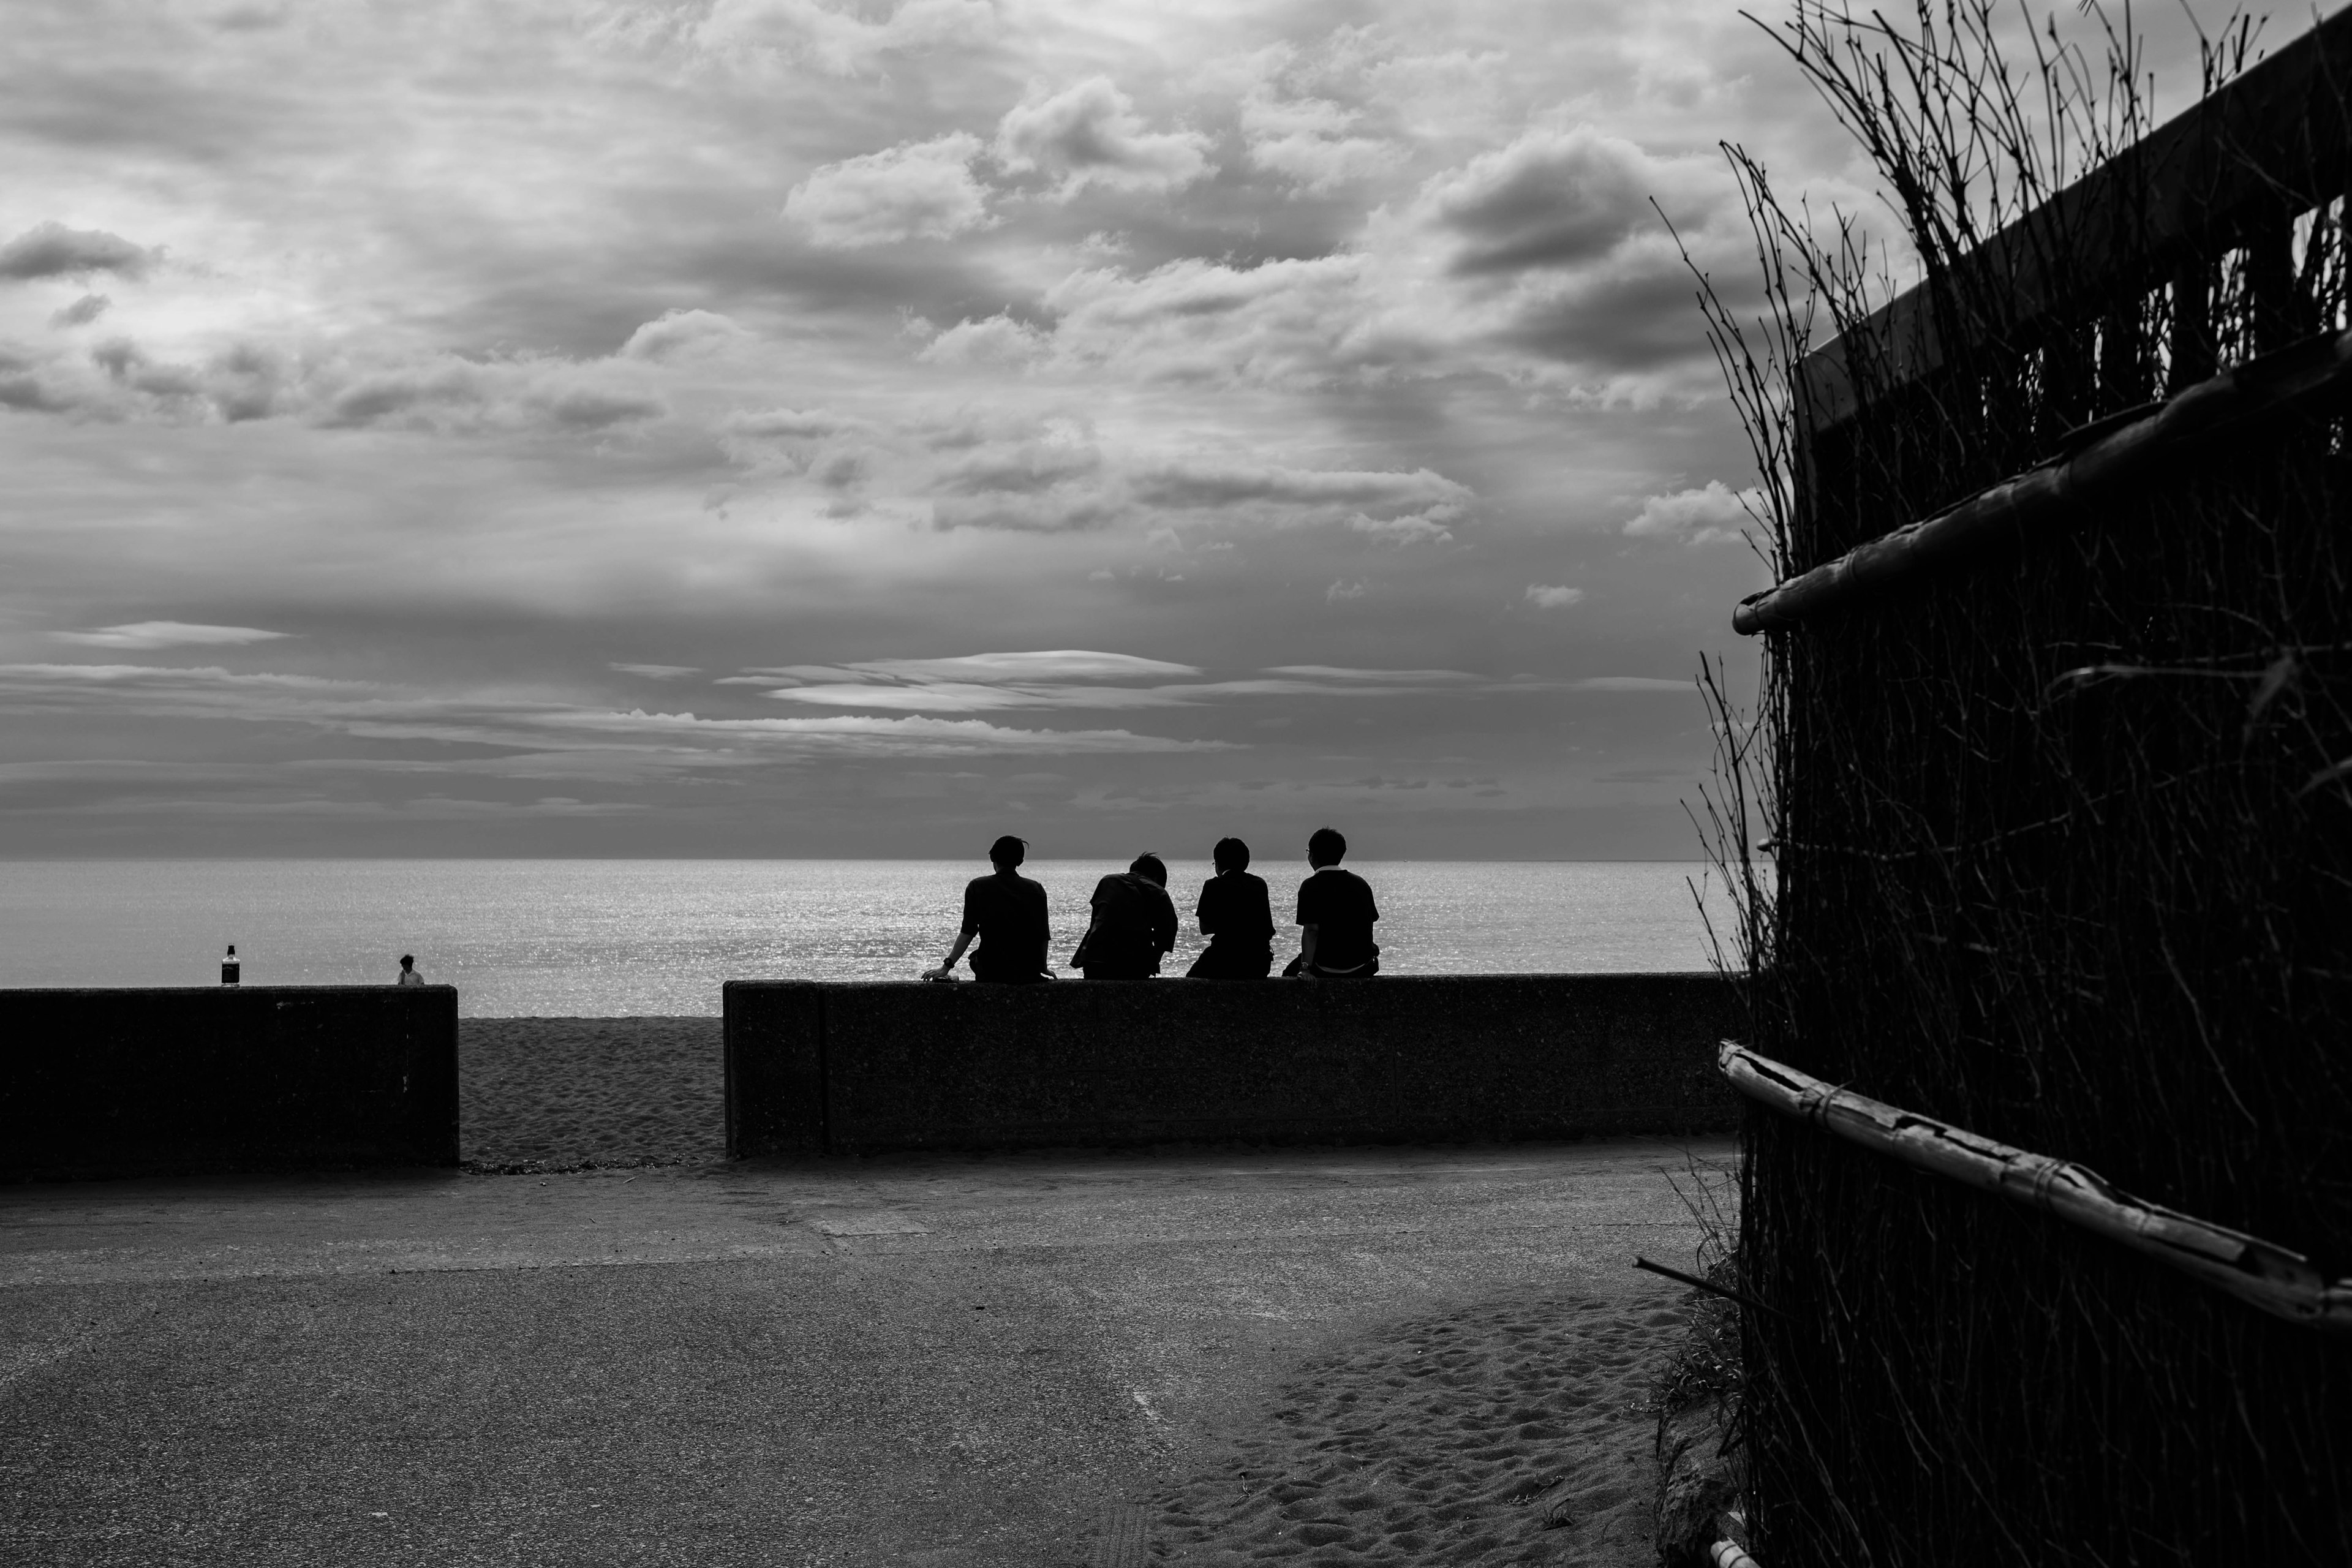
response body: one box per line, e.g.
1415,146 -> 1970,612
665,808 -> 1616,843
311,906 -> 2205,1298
0,860 -> 1745,1016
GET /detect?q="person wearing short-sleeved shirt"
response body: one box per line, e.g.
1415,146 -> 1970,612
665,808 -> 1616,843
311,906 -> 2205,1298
1289,826 -> 1379,978
1074,853 -> 1178,979
925,835 -> 1050,982
1188,837 -> 1273,979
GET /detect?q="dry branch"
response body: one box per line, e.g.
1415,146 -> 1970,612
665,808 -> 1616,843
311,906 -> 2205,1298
1735,326 -> 2352,633
1719,1042 -> 2352,1332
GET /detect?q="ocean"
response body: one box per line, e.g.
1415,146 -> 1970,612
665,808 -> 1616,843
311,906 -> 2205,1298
0,860 -> 1746,1016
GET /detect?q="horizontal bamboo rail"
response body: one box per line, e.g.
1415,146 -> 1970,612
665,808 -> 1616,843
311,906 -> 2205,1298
1720,1042 -> 2352,1333
1736,326 -> 2352,634
1797,9 -> 2352,432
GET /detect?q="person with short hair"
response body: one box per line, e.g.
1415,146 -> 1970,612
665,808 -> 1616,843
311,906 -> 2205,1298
1286,826 -> 1379,978
925,835 -> 1051,982
396,954 -> 425,987
1072,853 -> 1178,979
1186,837 -> 1273,979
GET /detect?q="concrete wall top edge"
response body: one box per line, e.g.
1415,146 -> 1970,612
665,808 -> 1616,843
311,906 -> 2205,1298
0,985 -> 457,999
725,971 -> 1727,990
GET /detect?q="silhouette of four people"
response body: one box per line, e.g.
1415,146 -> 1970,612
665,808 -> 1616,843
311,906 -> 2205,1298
925,828 -> 1379,981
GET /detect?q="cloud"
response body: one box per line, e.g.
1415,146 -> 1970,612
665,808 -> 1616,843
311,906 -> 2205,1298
1525,584 -> 1583,608
1041,254 -> 1382,386
1621,480 -> 1754,545
695,0 -> 998,75
318,353 -> 666,434
1242,92 -> 1398,191
722,405 -> 860,440
50,293 -> 110,328
737,651 -> 1543,712
1420,127 -> 1717,276
54,621 -> 292,650
761,650 -> 1200,684
619,309 -> 748,361
610,662 -> 699,679
0,662 -> 1226,760
0,222 -> 157,282
785,134 -> 992,247
1347,509 -> 1455,544
1262,666 -> 1477,682
914,313 -> 1047,367
1574,676 -> 1690,692
1325,579 -> 1368,601
993,78 -> 1213,198
1133,461 -> 1468,513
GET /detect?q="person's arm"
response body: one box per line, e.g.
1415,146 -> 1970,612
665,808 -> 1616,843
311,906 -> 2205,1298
1296,923 -> 1320,978
1196,881 -> 1219,937
923,927 -> 974,980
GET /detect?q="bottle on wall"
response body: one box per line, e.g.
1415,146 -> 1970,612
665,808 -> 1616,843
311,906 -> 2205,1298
222,944 -> 240,986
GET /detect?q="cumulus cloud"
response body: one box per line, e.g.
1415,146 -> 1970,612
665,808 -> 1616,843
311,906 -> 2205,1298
1325,579 -> 1368,601
318,355 -> 665,434
914,312 -> 1047,367
695,0 -> 997,75
0,222 -> 157,282
619,309 -> 747,361
1621,480 -> 1754,545
993,78 -> 1213,198
1420,127 -> 1719,276
55,621 -> 291,650
936,437 -> 1101,495
1042,254 -> 1395,387
1242,93 -> 1398,191
1525,584 -> 1583,608
785,134 -> 992,247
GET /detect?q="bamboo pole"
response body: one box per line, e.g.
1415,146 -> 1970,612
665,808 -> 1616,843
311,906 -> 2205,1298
1733,326 -> 2352,634
1719,1042 -> 2352,1333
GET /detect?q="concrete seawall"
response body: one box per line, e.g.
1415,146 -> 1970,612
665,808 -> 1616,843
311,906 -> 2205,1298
726,972 -> 1743,1156
0,985 -> 460,1180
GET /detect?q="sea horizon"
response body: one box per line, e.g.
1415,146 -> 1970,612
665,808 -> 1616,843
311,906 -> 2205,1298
0,858 -> 1752,1016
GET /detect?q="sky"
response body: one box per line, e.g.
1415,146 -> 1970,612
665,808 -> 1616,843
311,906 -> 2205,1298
0,0 -> 2244,858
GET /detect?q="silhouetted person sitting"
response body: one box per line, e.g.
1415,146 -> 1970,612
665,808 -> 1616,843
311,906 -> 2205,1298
1186,837 -> 1273,978
1072,853 -> 1177,979
396,954 -> 425,987
925,835 -> 1050,982
1284,826 -> 1380,978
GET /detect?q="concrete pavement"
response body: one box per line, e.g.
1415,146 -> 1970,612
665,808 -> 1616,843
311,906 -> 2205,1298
0,1139 -> 1733,1567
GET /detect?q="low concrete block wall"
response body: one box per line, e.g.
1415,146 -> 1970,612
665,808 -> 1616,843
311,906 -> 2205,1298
726,973 -> 1741,1156
1,986 -> 461,1180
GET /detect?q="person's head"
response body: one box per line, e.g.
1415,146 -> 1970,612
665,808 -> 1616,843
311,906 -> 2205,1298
989,834 -> 1027,870
1307,826 -> 1346,868
399,954 -> 415,970
1128,852 -> 1167,886
1212,836 -> 1250,874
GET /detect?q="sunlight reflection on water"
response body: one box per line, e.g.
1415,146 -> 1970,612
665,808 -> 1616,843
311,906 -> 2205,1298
0,859 -> 1756,1016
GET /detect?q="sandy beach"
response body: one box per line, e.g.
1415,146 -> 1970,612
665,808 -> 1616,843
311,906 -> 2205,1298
459,1016 -> 724,1170
448,1018 -> 1715,1566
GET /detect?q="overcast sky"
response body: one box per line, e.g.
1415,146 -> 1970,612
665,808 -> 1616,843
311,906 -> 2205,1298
0,0 -> 2241,858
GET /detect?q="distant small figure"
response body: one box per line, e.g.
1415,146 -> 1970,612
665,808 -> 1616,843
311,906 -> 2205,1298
1186,837 -> 1273,979
397,954 -> 424,987
221,944 -> 240,986
925,835 -> 1051,982
1072,853 -> 1178,979
1286,826 -> 1379,979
